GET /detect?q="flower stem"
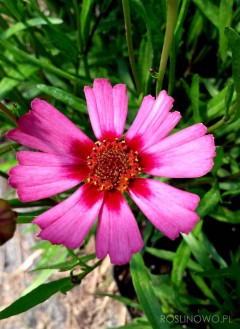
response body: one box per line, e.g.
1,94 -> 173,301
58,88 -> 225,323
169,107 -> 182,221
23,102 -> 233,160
0,102 -> 18,125
156,0 -> 179,95
122,0 -> 142,95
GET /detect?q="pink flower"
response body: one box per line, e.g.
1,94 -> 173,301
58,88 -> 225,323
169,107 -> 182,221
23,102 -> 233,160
7,79 -> 216,265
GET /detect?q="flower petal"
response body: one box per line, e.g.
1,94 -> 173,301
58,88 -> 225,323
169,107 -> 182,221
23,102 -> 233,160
141,132 -> 216,178
17,151 -> 85,167
96,190 -> 143,265
9,164 -> 89,202
128,178 -> 200,240
125,91 -> 177,151
7,99 -> 94,159
34,184 -> 104,249
84,79 -> 128,140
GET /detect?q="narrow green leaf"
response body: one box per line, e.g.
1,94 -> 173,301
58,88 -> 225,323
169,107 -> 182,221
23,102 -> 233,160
95,293 -> 142,310
130,253 -> 169,329
109,322 -> 151,329
0,277 -> 73,319
191,74 -> 201,122
192,0 -> 219,27
207,85 -> 236,119
171,240 -> 192,288
0,142 -> 18,156
225,27 -> 240,120
0,40 -> 90,87
171,222 -> 202,291
182,233 -> 213,270
146,247 -> 202,272
3,0 -> 23,21
210,207 -> 240,224
190,273 -> 217,301
44,28 -> 78,61
199,232 -> 228,268
17,215 -> 36,224
197,181 -> 221,218
37,84 -> 87,113
33,259 -> 79,272
225,82 -> 234,119
1,17 -> 63,39
197,263 -> 240,279
80,0 -> 94,46
132,0 -> 153,94
211,146 -> 224,175
219,0 -> 233,61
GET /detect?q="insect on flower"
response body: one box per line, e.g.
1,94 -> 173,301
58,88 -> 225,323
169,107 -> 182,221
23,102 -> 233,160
7,79 -> 216,265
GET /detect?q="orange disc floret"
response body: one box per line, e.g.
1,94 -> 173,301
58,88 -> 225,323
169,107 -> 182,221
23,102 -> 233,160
86,138 -> 141,192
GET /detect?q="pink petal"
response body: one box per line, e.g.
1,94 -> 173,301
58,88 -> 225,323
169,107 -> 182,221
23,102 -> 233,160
34,184 -> 104,249
144,123 -> 207,154
84,79 -> 128,140
17,151 -> 85,166
141,134 -> 216,178
9,164 -> 87,187
125,91 -> 177,152
128,178 -> 200,240
9,164 -> 89,202
7,99 -> 94,159
96,190 -> 143,265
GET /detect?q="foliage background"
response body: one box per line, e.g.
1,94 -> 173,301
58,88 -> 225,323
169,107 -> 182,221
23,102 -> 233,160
0,0 -> 240,328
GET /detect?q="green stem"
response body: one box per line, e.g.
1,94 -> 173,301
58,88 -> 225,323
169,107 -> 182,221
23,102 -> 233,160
122,0 -> 142,95
0,102 -> 18,124
156,0 -> 179,95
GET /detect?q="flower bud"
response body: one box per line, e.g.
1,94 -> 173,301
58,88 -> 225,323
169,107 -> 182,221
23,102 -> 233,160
0,199 -> 17,246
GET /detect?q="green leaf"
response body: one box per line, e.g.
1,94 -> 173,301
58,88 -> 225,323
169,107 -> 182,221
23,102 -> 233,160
109,322 -> 151,329
210,207 -> 240,224
0,277 -> 73,319
211,146 -> 224,175
37,84 -> 87,113
130,253 -> 169,329
0,40 -> 90,87
190,273 -> 217,301
225,27 -> 240,120
197,181 -> 221,218
197,263 -> 240,280
146,247 -> 202,272
95,293 -> 142,310
182,233 -> 213,270
192,0 -> 219,27
80,0 -> 94,46
17,215 -> 36,224
33,259 -> 79,272
0,142 -> 19,156
1,17 -> 63,39
132,0 -> 153,94
171,240 -> 193,288
191,74 -> 201,122
44,27 -> 78,61
199,232 -> 227,268
206,85 -> 236,120
219,0 -> 233,61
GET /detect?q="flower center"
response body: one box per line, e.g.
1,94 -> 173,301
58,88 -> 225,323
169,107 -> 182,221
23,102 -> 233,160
86,138 -> 141,192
